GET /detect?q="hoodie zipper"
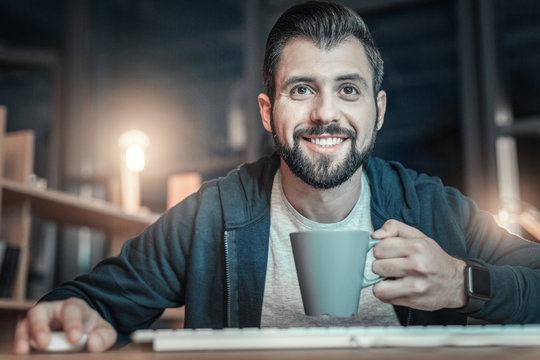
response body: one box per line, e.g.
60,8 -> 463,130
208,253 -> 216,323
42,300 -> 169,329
224,231 -> 232,327
406,308 -> 413,325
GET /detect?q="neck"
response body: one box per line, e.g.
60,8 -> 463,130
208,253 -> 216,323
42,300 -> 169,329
279,159 -> 363,223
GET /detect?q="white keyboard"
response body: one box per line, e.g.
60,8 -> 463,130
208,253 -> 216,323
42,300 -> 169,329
131,325 -> 540,351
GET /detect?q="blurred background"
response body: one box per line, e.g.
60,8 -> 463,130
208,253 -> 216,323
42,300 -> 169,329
0,0 -> 539,296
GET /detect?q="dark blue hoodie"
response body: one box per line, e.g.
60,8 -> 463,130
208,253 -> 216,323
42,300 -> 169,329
43,154 -> 540,344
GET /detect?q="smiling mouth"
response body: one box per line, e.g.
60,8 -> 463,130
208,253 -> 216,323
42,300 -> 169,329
304,136 -> 346,147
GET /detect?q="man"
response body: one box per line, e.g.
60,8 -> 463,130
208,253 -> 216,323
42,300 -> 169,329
13,1 -> 540,354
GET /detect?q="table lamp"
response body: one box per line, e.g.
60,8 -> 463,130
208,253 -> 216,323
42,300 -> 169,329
118,130 -> 149,214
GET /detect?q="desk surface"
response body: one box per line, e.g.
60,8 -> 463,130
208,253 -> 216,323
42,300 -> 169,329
2,346 -> 540,360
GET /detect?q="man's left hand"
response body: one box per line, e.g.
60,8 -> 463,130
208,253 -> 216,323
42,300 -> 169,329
371,219 -> 467,311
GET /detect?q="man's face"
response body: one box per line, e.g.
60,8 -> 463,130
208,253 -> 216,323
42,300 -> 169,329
258,37 -> 386,189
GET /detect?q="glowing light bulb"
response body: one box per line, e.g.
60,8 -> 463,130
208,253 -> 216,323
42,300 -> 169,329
125,144 -> 145,172
498,208 -> 510,223
118,130 -> 149,214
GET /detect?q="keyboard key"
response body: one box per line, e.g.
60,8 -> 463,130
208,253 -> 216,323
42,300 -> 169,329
131,325 -> 540,352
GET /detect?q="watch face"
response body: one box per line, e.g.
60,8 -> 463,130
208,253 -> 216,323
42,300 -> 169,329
469,266 -> 491,299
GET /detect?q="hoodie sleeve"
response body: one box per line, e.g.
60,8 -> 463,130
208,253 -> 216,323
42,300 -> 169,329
367,157 -> 540,324
39,186 -> 207,344
452,189 -> 540,323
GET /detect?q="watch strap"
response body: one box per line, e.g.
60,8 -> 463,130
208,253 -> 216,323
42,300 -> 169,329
454,258 -> 490,314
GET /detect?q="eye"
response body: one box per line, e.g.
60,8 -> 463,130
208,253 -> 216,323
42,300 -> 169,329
340,86 -> 359,95
290,85 -> 314,97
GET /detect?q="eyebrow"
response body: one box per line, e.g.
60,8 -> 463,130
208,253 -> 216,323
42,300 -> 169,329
282,76 -> 315,89
282,73 -> 369,89
336,74 -> 369,89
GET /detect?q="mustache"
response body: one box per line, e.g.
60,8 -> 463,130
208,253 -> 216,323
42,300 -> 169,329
293,123 -> 356,138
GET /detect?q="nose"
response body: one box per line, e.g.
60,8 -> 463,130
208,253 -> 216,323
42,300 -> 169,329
310,93 -> 339,124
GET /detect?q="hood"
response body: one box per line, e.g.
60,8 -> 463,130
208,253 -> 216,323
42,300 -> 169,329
217,154 -> 424,229
365,156 -> 423,228
217,153 -> 280,230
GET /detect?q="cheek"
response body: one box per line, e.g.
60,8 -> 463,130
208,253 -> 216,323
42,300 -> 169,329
344,108 -> 378,139
346,101 -> 377,125
272,102 -> 301,136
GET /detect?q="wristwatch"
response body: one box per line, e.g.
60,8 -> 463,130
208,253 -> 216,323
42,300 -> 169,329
455,259 -> 491,314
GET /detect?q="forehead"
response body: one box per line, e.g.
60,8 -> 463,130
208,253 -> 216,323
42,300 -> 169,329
276,36 -> 373,89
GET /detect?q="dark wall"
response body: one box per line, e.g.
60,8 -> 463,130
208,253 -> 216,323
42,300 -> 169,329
0,0 -> 539,212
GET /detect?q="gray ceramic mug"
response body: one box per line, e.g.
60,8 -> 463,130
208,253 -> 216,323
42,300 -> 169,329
289,230 -> 383,317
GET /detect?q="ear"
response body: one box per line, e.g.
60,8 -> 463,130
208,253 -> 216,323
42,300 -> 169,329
375,90 -> 386,131
258,93 -> 273,133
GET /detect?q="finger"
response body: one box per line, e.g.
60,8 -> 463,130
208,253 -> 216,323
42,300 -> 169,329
373,293 -> 417,308
372,278 -> 407,302
374,236 -> 437,262
13,318 -> 31,354
60,299 -> 87,344
372,258 -> 411,277
87,320 -> 117,353
372,277 -> 427,302
372,237 -> 411,259
372,219 -> 423,240
372,286 -> 435,311
26,304 -> 54,349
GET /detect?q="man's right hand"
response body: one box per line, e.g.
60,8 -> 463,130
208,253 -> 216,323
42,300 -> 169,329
12,297 -> 117,354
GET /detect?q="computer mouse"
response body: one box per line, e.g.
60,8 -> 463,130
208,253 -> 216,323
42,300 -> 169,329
30,331 -> 88,352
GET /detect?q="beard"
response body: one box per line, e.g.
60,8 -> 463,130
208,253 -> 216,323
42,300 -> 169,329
271,116 -> 378,189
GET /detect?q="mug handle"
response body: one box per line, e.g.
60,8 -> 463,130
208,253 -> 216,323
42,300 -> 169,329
363,238 -> 384,287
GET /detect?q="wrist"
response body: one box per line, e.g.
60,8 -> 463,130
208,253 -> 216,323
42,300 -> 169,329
449,257 -> 467,308
453,258 -> 491,314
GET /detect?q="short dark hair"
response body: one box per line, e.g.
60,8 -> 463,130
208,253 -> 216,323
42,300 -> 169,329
263,1 -> 384,103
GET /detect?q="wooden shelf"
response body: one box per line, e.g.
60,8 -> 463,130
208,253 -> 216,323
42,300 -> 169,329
1,178 -> 159,237
0,299 -> 34,311
0,111 -> 179,334
498,117 -> 540,136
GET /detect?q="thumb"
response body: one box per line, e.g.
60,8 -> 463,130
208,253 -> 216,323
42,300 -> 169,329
87,319 -> 117,353
372,219 -> 422,239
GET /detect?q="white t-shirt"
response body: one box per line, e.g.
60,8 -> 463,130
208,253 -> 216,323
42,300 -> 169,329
260,169 -> 399,328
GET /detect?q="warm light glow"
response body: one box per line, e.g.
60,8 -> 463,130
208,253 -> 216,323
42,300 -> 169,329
125,144 -> 145,172
118,129 -> 149,214
495,202 -> 540,241
118,129 -> 149,173
494,207 -> 519,235
519,212 -> 540,242
498,208 -> 511,224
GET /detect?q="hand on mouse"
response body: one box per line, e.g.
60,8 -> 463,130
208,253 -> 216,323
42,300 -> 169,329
13,297 -> 117,354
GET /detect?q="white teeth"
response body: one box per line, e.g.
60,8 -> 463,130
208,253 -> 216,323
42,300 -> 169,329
309,137 -> 344,147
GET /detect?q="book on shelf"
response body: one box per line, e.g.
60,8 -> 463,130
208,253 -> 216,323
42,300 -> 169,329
0,241 -> 6,272
0,240 -> 21,298
26,217 -> 58,300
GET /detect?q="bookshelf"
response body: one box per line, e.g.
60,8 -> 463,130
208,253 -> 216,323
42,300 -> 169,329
0,178 -> 160,308
0,105 -> 167,315
2,178 -> 159,257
